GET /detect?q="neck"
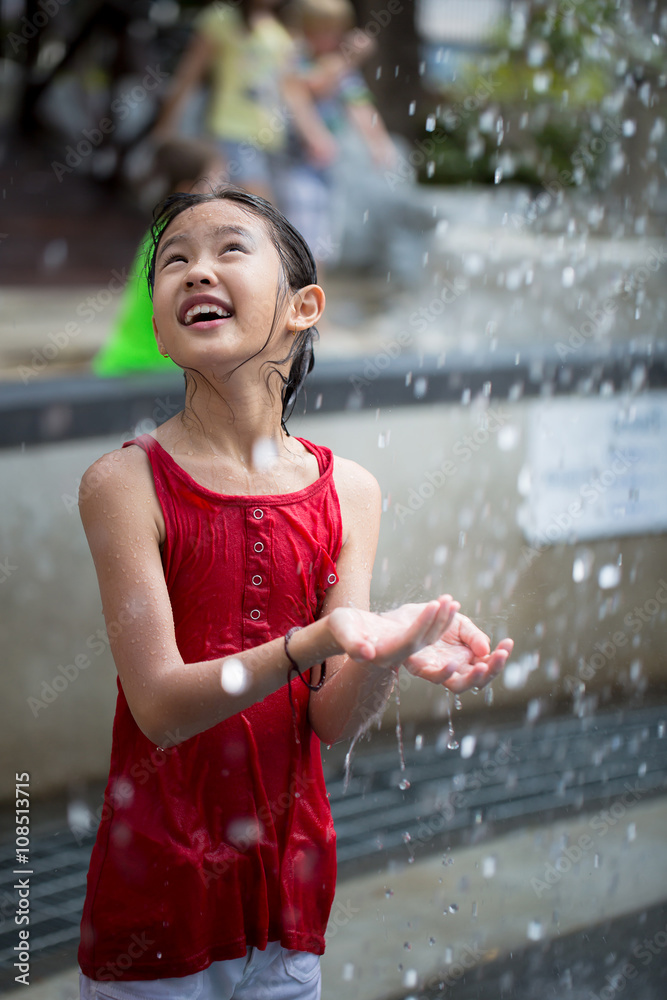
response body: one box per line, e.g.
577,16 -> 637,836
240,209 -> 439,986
176,368 -> 289,465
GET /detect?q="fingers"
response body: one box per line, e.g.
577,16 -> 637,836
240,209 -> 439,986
455,613 -> 492,657
421,595 -> 459,647
445,639 -> 513,692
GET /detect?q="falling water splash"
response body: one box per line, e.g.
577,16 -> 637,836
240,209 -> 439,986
445,690 -> 460,750
343,732 -> 360,793
395,686 -> 411,789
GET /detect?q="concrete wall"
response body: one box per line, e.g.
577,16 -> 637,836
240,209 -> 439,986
2,398 -> 666,801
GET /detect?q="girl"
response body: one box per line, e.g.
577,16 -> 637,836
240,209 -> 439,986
77,186 -> 512,1000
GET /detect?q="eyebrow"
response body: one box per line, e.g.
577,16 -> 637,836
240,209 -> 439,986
158,224 -> 257,259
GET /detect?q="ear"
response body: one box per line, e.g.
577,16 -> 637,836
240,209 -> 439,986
152,315 -> 168,357
290,284 -> 325,333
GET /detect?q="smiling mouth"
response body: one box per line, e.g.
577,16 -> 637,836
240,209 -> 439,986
183,303 -> 233,326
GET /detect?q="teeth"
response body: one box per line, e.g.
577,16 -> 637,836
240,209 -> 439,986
184,303 -> 231,325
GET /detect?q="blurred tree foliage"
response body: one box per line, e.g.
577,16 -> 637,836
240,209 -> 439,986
418,0 -> 666,188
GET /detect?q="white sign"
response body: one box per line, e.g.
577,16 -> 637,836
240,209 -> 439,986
518,392 -> 667,545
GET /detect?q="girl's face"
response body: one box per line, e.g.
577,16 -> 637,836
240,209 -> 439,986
151,200 -> 296,374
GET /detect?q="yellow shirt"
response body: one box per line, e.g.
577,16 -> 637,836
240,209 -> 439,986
196,3 -> 294,150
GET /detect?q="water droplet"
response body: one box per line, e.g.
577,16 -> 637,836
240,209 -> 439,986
627,822 -> 636,842
385,887 -> 394,898
425,115 -> 436,132
399,778 -> 411,791
445,903 -> 459,914
429,936 -> 436,946
573,552 -> 593,582
221,658 -> 248,695
408,101 -> 416,115
622,119 -> 636,136
404,968 -> 418,987
561,266 -> 575,288
402,831 -> 412,844
658,721 -> 665,738
482,856 -> 496,879
414,376 -> 428,399
415,734 -> 424,751
598,564 -> 621,589
156,951 -> 162,959
342,962 -> 354,981
444,691 -> 459,749
460,734 -> 476,758
404,941 -> 412,950
527,919 -> 543,941
251,436 -> 278,472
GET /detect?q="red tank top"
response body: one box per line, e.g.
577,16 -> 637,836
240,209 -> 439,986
78,434 -> 342,982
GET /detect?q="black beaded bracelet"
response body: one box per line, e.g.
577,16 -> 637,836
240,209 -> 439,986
284,626 -> 327,692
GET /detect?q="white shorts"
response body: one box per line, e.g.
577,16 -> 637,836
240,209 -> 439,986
79,942 -> 321,1000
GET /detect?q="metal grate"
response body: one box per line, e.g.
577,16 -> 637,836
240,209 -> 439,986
1,704 -> 666,983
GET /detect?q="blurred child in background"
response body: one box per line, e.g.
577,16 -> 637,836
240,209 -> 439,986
153,0 -> 335,202
278,0 -> 398,269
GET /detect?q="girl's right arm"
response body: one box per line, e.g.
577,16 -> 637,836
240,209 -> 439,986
79,446 -> 350,747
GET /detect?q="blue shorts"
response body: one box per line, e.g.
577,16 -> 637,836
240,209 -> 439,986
79,943 -> 321,999
216,140 -> 281,191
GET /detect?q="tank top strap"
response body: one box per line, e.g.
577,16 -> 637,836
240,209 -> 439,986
122,433 -> 161,463
295,437 -> 331,476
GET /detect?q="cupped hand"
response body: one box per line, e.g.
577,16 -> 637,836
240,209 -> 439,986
404,613 -> 513,692
327,595 -> 459,671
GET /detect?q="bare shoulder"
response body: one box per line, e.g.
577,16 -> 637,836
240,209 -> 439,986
332,454 -> 381,515
79,443 -> 163,541
79,444 -> 149,503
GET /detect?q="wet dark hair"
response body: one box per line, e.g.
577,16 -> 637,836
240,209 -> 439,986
146,185 -> 319,430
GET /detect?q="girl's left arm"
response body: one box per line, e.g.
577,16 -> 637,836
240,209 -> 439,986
308,457 -> 512,744
307,456 -> 391,744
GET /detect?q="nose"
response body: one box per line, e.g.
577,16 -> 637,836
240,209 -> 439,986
184,256 -> 218,288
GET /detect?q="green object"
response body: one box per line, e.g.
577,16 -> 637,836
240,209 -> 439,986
92,235 -> 179,377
